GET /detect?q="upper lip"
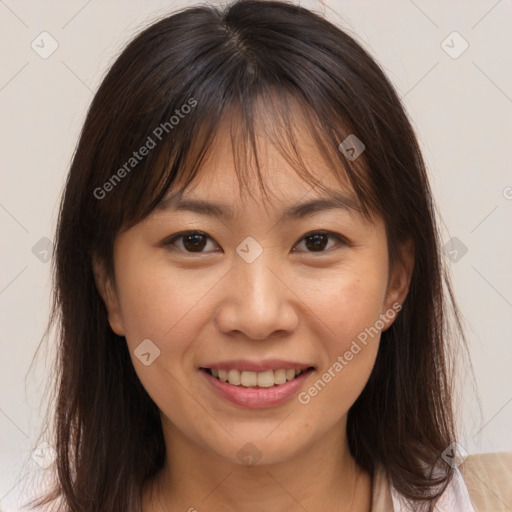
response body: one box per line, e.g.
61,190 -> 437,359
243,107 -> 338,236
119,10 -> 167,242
200,359 -> 314,372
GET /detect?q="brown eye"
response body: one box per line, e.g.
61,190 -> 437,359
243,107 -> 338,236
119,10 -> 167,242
293,231 -> 346,253
304,233 -> 329,251
163,231 -> 218,253
182,233 -> 208,252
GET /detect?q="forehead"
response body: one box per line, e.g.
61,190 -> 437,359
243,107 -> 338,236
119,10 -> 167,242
163,106 -> 364,214
155,127 -> 372,228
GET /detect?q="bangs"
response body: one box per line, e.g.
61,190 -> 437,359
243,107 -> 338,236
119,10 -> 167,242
114,86 -> 378,234
84,0 -> 403,267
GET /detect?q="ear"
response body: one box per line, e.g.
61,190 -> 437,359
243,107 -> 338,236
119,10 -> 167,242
381,238 -> 414,330
91,253 -> 126,336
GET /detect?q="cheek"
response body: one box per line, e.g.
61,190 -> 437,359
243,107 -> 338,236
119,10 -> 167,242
299,287 -> 383,416
306,256 -> 389,347
297,258 -> 388,409
113,258 -> 217,423
114,250 -> 221,349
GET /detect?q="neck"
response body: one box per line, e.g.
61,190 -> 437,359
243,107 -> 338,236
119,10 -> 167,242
143,417 -> 372,512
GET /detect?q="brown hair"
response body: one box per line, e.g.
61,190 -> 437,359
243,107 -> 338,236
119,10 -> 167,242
28,1 -> 466,510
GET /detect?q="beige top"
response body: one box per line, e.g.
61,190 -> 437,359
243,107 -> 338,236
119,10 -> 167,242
371,452 -> 512,511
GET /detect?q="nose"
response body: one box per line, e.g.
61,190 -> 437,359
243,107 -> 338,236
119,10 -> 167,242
214,252 -> 299,341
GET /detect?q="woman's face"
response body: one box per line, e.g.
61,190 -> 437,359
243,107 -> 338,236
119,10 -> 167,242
96,123 -> 412,467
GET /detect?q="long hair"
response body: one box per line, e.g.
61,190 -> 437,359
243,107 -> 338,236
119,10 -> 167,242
27,1 -> 465,510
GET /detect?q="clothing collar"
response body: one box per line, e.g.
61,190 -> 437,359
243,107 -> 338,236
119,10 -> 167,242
371,464 -> 476,512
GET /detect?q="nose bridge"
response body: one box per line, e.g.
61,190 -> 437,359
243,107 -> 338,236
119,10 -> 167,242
215,242 -> 298,340
238,247 -> 279,307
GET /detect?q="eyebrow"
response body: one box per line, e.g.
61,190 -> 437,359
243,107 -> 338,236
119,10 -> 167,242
155,189 -> 363,220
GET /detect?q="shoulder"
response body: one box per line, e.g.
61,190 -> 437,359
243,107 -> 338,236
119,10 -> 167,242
459,452 -> 512,512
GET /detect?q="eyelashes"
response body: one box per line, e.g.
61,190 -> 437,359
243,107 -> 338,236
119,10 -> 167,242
163,231 -> 218,253
162,230 -> 350,255
292,231 -> 348,253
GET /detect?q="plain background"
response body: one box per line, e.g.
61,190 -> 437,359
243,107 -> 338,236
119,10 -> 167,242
1,0 -> 511,510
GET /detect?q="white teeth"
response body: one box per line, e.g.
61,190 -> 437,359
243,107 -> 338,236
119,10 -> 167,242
209,367 -> 308,388
273,369 -> 287,385
257,370 -> 275,388
240,371 -> 258,387
228,369 -> 241,386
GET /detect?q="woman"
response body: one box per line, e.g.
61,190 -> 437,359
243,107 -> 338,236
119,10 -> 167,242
28,1 -> 511,511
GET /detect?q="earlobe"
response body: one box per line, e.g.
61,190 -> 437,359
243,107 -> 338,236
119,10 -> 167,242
91,254 -> 125,336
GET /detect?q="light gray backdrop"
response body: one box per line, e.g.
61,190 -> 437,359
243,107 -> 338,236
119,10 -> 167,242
1,1 -> 511,510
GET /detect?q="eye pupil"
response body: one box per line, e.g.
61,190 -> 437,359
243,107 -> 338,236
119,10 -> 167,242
305,233 -> 328,251
183,234 -> 207,252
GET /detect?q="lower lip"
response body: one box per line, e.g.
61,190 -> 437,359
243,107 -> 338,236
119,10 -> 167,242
200,368 -> 314,409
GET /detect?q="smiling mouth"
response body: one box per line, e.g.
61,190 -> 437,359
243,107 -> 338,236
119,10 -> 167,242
201,367 -> 314,388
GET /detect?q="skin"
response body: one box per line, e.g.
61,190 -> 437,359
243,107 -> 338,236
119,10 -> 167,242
94,117 -> 414,512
